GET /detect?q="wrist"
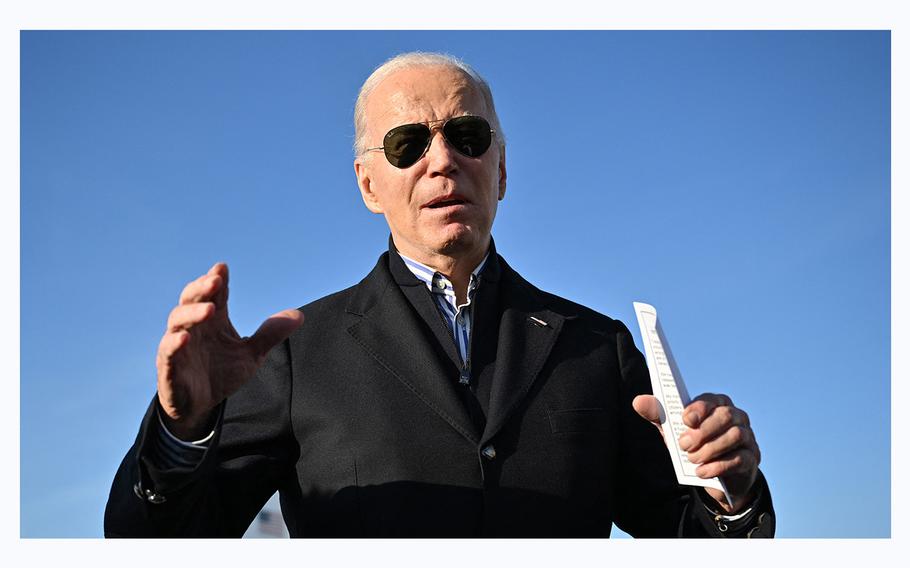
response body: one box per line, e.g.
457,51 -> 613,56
700,479 -> 762,515
706,474 -> 760,514
159,407 -> 216,442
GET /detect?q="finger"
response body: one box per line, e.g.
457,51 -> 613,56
694,448 -> 758,480
688,424 -> 754,465
247,309 -> 305,359
167,302 -> 216,331
179,273 -> 223,305
683,405 -> 751,451
683,392 -> 733,428
156,330 -> 190,420
156,329 -> 190,368
208,262 -> 230,309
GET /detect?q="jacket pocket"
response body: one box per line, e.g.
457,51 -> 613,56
547,408 -> 611,434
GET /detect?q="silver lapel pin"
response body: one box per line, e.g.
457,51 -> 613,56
529,316 -> 548,327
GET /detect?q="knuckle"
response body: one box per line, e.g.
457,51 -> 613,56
744,426 -> 755,445
170,303 -> 185,318
736,409 -> 751,426
699,463 -> 718,478
705,392 -> 724,406
691,443 -> 711,463
687,400 -> 707,416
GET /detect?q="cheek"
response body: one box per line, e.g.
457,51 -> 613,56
374,171 -> 409,205
485,200 -> 499,225
385,181 -> 420,223
482,169 -> 503,206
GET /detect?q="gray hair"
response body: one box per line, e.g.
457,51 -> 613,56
353,51 -> 505,156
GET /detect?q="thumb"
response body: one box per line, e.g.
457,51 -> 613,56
247,308 -> 305,358
632,394 -> 664,431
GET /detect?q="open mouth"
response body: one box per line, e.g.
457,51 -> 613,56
427,199 -> 467,209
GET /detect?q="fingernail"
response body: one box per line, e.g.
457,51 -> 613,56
679,434 -> 692,450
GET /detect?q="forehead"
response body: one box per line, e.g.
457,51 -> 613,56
365,65 -> 487,131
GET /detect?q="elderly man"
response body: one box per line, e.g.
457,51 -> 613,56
105,52 -> 774,537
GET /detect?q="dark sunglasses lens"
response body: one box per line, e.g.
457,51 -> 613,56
443,116 -> 492,158
383,123 -> 430,168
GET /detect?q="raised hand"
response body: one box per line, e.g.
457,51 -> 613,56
156,262 -> 305,440
633,392 -> 761,513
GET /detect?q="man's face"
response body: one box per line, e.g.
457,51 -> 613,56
354,65 -> 506,265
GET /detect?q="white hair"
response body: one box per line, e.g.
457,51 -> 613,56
353,51 -> 505,156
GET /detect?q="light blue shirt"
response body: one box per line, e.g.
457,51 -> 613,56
397,251 -> 488,372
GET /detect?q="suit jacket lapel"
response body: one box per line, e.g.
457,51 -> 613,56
481,260 -> 566,447
398,284 -> 464,370
345,253 -> 481,445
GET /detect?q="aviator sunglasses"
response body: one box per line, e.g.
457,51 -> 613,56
365,115 -> 495,169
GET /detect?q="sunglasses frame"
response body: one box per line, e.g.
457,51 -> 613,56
364,115 -> 496,169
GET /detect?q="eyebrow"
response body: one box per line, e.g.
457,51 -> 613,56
388,111 -> 479,128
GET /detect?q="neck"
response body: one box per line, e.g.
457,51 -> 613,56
395,239 -> 489,305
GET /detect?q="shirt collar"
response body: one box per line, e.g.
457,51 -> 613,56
385,234 -> 502,288
397,250 -> 489,297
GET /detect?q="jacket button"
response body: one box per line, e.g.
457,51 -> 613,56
144,488 -> 167,505
481,445 -> 497,460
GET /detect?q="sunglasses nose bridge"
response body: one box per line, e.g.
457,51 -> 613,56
424,126 -> 460,164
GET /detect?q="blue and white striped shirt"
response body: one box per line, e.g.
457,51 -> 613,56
397,251 -> 488,371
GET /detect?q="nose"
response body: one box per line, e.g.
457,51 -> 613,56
423,128 -> 458,176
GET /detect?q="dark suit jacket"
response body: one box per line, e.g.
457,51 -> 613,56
105,244 -> 774,537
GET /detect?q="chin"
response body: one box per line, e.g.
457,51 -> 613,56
431,225 -> 486,257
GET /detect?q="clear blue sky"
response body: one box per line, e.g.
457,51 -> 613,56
20,31 -> 890,538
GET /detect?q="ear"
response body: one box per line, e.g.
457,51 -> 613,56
497,145 -> 507,200
354,156 -> 384,214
